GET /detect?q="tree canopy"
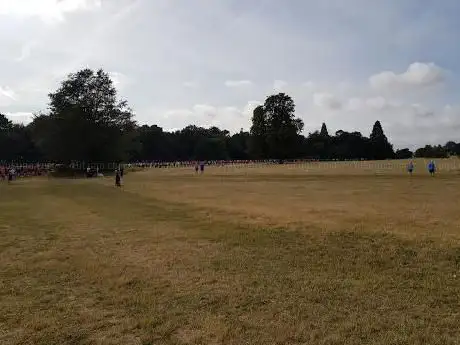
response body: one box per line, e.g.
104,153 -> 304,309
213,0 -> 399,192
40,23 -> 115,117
29,69 -> 136,164
1,68 -> 458,165
250,93 -> 304,159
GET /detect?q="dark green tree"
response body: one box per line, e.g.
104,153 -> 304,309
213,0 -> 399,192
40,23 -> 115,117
320,122 -> 329,137
30,68 -> 136,165
329,130 -> 370,160
194,137 -> 227,160
415,145 -> 448,158
134,125 -> 168,161
227,129 -> 250,160
305,122 -> 332,159
369,120 -> 394,160
0,113 -> 13,131
395,148 -> 413,159
0,114 -> 41,162
263,93 -> 304,159
444,141 -> 460,156
249,105 -> 268,159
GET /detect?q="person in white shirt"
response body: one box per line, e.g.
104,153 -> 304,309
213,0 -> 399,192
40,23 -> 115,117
407,160 -> 414,175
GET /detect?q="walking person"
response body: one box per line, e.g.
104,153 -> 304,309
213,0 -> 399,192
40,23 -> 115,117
407,160 -> 414,176
428,160 -> 436,176
7,167 -> 14,184
115,169 -> 121,187
200,161 -> 205,174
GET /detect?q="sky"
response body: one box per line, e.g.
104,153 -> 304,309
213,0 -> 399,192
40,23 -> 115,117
1,0 -> 460,149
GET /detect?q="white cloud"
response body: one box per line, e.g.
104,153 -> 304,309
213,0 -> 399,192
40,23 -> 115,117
345,95 -> 433,116
224,80 -> 252,87
15,41 -> 39,62
0,86 -> 16,100
302,81 -> 315,90
441,105 -> 460,127
0,0 -> 102,23
160,101 -> 259,133
365,96 -> 388,110
411,103 -> 434,118
369,62 -> 445,90
386,104 -> 460,148
5,112 -> 34,124
108,72 -> 130,90
243,100 -> 261,118
0,86 -> 17,106
183,81 -> 199,88
346,97 -> 365,111
313,92 -> 342,110
192,104 -> 218,118
344,96 -> 434,121
273,80 -> 287,92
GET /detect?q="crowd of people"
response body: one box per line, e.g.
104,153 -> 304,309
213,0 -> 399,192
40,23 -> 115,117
0,164 -> 49,182
0,159 -> 442,186
126,159 -> 290,169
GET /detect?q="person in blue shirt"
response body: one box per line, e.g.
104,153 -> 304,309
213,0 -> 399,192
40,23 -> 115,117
428,160 -> 436,176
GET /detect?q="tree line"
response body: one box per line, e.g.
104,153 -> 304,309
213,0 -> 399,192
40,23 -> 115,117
1,68 -> 459,166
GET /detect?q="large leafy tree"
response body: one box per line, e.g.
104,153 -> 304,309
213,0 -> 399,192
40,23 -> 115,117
227,129 -> 250,160
444,141 -> 460,156
0,113 -> 13,131
415,145 -> 448,158
264,93 -> 304,159
0,114 -> 41,162
249,105 -> 268,159
30,68 -> 136,165
395,148 -> 413,159
305,122 -> 332,159
0,114 -> 13,161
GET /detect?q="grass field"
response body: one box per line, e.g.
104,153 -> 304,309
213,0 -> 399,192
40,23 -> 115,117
1,159 -> 460,344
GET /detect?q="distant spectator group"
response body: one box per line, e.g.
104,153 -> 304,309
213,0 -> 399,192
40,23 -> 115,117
126,159 -> 309,169
1,164 -> 49,181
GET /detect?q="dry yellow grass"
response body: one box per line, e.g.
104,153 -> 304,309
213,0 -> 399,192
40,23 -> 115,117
1,159 -> 460,344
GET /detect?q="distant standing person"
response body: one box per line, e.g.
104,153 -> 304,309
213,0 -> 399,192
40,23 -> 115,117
200,161 -> 205,174
194,162 -> 199,174
407,160 -> 414,176
115,169 -> 121,187
7,167 -> 14,183
428,160 -> 436,176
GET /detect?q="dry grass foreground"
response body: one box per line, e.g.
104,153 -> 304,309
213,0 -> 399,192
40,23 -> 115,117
1,159 -> 460,344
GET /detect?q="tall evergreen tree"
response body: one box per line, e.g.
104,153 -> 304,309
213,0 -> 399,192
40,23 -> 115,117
369,120 -> 394,160
320,122 -> 329,137
370,120 -> 385,140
